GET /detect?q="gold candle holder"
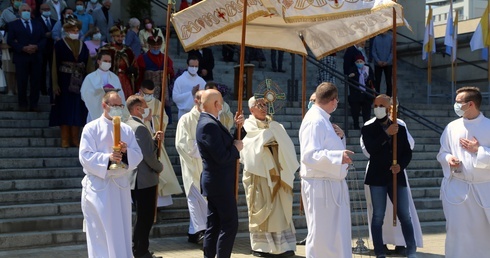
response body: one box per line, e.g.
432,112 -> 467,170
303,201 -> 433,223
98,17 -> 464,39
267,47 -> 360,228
109,116 -> 126,170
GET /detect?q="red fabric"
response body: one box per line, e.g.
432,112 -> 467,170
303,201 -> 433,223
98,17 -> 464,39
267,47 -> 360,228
136,52 -> 174,91
179,0 -> 200,11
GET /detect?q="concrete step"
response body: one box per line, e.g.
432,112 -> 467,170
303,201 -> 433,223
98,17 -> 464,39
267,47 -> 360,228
0,189 -> 81,205
0,177 -> 82,191
0,147 -> 78,158
0,215 -> 82,234
0,127 -> 59,138
0,167 -> 84,180
0,157 -> 80,169
0,137 -> 62,148
0,202 -> 81,219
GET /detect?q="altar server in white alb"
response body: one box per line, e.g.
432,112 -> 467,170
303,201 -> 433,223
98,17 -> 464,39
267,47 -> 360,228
240,97 -> 298,257
79,91 -> 143,258
437,86 -> 490,258
175,90 -> 207,243
172,56 -> 206,119
81,50 -> 129,122
299,82 -> 354,258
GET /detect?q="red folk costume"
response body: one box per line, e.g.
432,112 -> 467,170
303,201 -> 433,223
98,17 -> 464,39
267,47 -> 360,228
99,26 -> 136,99
136,35 -> 174,102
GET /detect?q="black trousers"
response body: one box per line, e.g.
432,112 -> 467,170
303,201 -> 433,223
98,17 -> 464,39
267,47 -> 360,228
270,50 -> 284,70
348,95 -> 372,128
15,56 -> 41,109
203,194 -> 238,258
131,185 -> 157,258
374,65 -> 393,96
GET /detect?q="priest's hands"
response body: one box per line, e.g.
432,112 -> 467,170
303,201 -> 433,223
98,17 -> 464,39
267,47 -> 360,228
342,150 -> 354,164
234,111 -> 244,128
448,156 -> 461,167
460,137 -> 479,153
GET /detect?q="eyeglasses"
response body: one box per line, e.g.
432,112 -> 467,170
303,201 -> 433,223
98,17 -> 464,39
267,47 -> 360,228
106,103 -> 124,108
254,103 -> 266,110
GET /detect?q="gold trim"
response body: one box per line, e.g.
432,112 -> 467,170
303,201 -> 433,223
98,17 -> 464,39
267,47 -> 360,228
283,2 -> 400,23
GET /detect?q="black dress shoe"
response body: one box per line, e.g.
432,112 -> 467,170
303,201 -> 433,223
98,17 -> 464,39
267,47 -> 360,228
276,250 -> 295,257
188,230 -> 205,244
252,250 -> 270,257
296,237 -> 306,245
394,246 -> 407,255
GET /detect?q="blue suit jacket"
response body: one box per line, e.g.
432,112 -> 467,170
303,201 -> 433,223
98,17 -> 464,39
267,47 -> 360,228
196,113 -> 240,197
7,19 -> 46,63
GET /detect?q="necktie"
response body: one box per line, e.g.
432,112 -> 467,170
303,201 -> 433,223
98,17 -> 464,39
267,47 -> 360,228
24,20 -> 31,34
45,18 -> 51,30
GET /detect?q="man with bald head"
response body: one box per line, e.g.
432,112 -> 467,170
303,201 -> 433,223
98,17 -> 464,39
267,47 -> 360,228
361,94 -> 417,258
196,89 -> 243,258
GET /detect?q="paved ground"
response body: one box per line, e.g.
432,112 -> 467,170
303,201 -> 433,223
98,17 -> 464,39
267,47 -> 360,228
0,228 -> 446,258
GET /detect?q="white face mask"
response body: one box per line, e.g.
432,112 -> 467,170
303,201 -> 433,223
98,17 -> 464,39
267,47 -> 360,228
68,33 -> 79,40
188,66 -> 199,75
374,107 -> 387,119
142,108 -> 150,119
108,106 -> 123,118
92,33 -> 102,40
99,61 -> 111,71
143,94 -> 153,103
307,101 -> 314,110
454,102 -> 466,117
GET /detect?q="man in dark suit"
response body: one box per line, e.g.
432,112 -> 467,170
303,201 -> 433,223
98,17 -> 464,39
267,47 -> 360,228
36,3 -> 56,97
188,48 -> 215,81
196,89 -> 243,258
7,3 -> 46,111
91,0 -> 114,43
361,94 -> 417,258
126,95 -> 164,258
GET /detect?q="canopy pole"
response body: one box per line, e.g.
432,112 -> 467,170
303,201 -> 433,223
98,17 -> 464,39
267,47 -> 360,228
235,0 -> 248,201
391,1 -> 399,227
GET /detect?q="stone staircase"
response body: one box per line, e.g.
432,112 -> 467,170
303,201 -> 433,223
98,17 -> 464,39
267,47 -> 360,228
0,43 -> 463,250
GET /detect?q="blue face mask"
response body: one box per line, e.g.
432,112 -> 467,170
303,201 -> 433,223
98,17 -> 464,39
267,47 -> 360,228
42,11 -> 51,17
150,49 -> 160,55
307,101 -> 314,110
355,62 -> 364,69
14,1 -> 22,8
21,11 -> 31,20
76,5 -> 84,12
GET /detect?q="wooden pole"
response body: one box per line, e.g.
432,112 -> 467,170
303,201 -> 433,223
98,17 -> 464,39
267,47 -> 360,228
154,0 -> 173,223
298,54 -> 307,215
391,2 -> 398,227
235,0 -> 248,201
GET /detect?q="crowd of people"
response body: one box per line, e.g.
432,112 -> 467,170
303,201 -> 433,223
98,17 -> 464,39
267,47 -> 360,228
1,2 -> 489,258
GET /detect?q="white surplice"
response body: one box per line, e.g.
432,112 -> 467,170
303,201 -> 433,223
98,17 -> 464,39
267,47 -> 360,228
437,113 -> 490,258
79,115 -> 143,258
144,97 -> 183,207
175,106 -> 207,234
240,116 -> 298,254
81,69 -> 129,122
172,71 -> 206,119
360,118 -> 423,248
299,105 -> 352,258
